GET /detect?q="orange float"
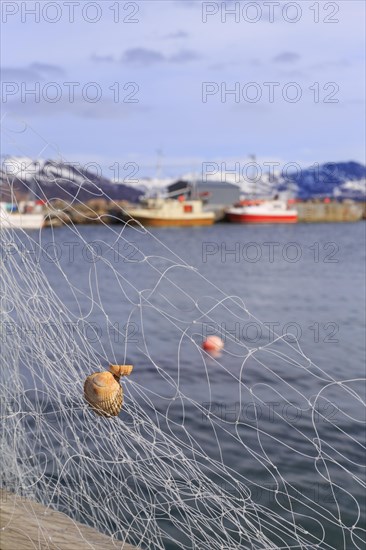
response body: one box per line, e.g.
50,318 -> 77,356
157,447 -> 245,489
202,335 -> 224,353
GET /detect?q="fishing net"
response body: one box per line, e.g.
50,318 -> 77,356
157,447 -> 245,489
1,130 -> 365,550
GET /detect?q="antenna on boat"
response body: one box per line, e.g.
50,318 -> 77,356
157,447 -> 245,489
155,148 -> 163,199
248,153 -> 256,198
192,168 -> 198,200
156,148 -> 163,181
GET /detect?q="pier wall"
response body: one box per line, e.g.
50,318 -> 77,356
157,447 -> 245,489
0,489 -> 137,550
296,201 -> 364,223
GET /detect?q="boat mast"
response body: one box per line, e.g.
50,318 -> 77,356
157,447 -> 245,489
156,148 -> 163,198
249,153 -> 256,198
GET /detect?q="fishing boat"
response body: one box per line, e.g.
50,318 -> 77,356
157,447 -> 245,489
126,197 -> 215,227
0,202 -> 45,230
226,198 -> 298,224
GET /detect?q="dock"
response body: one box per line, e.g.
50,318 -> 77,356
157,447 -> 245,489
296,200 -> 364,222
0,489 -> 137,550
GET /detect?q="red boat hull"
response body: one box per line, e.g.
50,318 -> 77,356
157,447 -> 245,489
227,213 -> 298,224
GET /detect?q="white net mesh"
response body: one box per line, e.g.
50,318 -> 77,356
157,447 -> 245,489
1,129 -> 365,550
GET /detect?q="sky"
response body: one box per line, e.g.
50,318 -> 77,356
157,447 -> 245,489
1,0 -> 365,178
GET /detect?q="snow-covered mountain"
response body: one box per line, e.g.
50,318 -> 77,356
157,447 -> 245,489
1,157 -> 365,203
0,157 -> 143,203
132,162 -> 366,200
284,162 -> 366,199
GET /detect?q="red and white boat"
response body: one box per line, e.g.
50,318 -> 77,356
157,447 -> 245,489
226,199 -> 298,224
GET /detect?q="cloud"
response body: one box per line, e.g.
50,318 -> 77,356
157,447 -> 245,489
249,58 -> 263,67
91,54 -> 115,63
121,48 -> 165,66
310,59 -> 351,70
2,63 -> 64,81
164,30 -> 189,39
170,49 -> 199,63
1,67 -> 42,81
209,60 -> 239,71
209,62 -> 229,71
121,47 -> 199,66
273,52 -> 301,64
279,70 -> 305,78
4,95 -> 149,119
174,0 -> 201,7
30,62 -> 64,75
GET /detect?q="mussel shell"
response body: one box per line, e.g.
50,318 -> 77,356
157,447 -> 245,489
84,371 -> 123,417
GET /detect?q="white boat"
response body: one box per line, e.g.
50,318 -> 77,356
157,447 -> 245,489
226,199 -> 298,224
126,197 -> 215,227
0,202 -> 45,230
